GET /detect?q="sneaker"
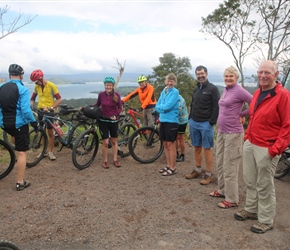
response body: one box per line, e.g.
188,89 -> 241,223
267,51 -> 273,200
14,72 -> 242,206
48,152 -> 56,160
176,155 -> 185,162
185,170 -> 202,179
251,222 -> 273,234
16,180 -> 31,191
234,209 -> 258,221
37,152 -> 48,158
200,175 -> 212,185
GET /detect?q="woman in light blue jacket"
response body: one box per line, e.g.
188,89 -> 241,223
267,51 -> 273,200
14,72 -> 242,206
156,73 -> 180,176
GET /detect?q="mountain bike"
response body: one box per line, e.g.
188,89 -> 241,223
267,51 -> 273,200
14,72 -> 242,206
72,118 -> 137,170
128,111 -> 164,164
0,138 -> 16,180
25,107 -> 89,167
275,145 -> 290,179
0,239 -> 20,250
119,103 -> 143,128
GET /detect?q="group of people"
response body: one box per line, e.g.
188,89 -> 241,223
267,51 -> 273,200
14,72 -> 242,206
182,61 -> 290,234
1,60 -> 289,235
0,64 -> 63,191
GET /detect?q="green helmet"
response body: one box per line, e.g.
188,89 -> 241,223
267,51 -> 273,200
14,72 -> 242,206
103,76 -> 115,84
137,75 -> 147,83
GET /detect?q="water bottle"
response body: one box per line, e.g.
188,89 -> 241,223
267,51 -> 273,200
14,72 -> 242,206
137,119 -> 141,126
55,123 -> 64,137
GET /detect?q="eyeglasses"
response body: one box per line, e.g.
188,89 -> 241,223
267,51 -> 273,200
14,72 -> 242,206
257,71 -> 272,76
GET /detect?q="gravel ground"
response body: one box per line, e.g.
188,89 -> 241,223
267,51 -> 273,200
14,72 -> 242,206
1,142 -> 290,250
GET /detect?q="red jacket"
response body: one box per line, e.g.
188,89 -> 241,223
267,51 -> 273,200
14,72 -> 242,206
245,83 -> 290,157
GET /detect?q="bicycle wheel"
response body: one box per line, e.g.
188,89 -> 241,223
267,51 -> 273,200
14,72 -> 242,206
26,127 -> 48,168
128,126 -> 164,163
0,139 -> 16,180
2,130 -> 15,150
0,240 -> 20,250
118,123 -> 136,158
275,153 -> 290,179
72,129 -> 99,170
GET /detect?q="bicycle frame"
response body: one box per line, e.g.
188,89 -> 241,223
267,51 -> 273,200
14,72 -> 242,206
35,108 -> 90,151
121,104 -> 143,128
41,113 -> 76,146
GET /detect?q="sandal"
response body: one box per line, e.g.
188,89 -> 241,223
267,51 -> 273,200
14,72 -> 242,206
102,162 -> 109,168
159,166 -> 169,173
162,168 -> 177,176
210,190 -> 225,198
114,160 -> 121,168
218,200 -> 238,209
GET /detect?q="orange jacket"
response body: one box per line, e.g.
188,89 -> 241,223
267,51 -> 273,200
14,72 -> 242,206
122,84 -> 156,109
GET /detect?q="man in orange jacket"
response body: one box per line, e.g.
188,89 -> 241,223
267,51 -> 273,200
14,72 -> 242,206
122,75 -> 156,126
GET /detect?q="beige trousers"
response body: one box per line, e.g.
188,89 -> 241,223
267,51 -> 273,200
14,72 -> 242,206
216,132 -> 243,203
243,140 -> 280,224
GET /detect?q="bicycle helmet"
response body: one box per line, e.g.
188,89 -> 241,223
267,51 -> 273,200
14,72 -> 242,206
137,75 -> 147,83
30,69 -> 44,82
103,76 -> 115,84
8,64 -> 24,76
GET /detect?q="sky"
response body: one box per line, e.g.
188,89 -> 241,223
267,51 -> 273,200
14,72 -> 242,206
0,0 -> 257,78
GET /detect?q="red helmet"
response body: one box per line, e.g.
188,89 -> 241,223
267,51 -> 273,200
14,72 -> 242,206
30,69 -> 44,82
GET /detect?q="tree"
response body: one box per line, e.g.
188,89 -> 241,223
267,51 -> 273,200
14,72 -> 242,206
254,0 -> 290,76
148,52 -> 196,105
0,5 -> 37,40
201,0 -> 257,87
111,58 -> 126,90
201,0 -> 290,85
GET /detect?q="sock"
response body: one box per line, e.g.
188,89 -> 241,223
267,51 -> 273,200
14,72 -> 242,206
180,154 -> 184,157
205,171 -> 211,176
196,166 -> 202,173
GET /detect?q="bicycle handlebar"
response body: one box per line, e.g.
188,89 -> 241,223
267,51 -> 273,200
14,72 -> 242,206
122,103 -> 140,112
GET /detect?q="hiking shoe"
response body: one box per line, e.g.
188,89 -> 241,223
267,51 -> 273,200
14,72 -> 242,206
200,175 -> 212,185
16,180 -> 31,191
251,222 -> 273,234
234,209 -> 258,221
48,152 -> 56,160
185,170 -> 201,179
176,155 -> 185,162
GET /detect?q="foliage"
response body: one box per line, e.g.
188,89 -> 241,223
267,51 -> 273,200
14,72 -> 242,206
254,0 -> 290,75
201,0 -> 257,87
147,52 -> 197,106
201,0 -> 290,81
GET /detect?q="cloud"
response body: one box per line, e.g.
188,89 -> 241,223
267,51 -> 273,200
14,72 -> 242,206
0,1 -> 256,76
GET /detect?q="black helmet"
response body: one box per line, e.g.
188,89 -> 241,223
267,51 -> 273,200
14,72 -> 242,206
8,64 -> 24,76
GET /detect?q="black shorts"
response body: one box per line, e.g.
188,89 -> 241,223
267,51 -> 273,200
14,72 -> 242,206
159,122 -> 179,142
4,124 -> 30,151
178,123 -> 187,134
98,121 -> 118,139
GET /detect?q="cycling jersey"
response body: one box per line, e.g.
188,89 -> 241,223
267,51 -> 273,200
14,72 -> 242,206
31,81 -> 61,108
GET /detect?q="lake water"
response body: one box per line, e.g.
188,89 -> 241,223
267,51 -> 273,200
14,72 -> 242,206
25,82 -> 139,100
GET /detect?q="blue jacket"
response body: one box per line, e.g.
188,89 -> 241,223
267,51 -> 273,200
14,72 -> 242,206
0,80 -> 36,129
156,87 -> 179,123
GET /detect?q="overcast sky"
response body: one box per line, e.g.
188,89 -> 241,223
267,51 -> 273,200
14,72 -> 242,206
0,0 -> 257,77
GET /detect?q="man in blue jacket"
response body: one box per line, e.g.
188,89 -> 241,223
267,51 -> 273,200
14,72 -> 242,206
185,65 -> 220,185
0,64 -> 37,191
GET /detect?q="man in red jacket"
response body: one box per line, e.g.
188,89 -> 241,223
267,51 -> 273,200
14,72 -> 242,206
234,60 -> 290,233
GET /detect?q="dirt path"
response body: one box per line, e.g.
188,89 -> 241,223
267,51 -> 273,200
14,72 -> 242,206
1,143 -> 290,250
